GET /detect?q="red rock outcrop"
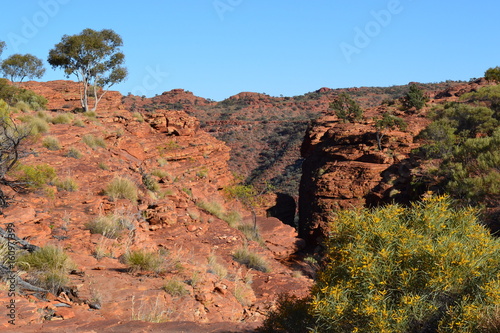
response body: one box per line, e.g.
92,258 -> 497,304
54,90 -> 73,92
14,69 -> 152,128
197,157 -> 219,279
297,79 -> 491,247
0,80 -> 311,332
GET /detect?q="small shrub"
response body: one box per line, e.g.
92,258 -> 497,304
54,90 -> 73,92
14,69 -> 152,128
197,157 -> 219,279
14,101 -> 31,112
28,117 -> 49,135
42,136 -> 61,151
51,113 -> 71,124
181,187 -> 192,197
123,249 -> 164,273
196,168 -> 208,178
65,147 -> 82,159
83,110 -> 97,118
131,295 -> 169,323
401,83 -> 428,111
142,173 -> 159,192
208,254 -> 228,280
17,245 -> 75,293
151,169 -> 169,179
133,111 -> 144,122
237,223 -> 263,243
36,110 -> 52,122
104,176 -> 138,202
98,162 -> 109,170
196,200 -> 224,219
82,134 -> 106,149
72,118 -> 85,127
85,213 -> 134,239
196,200 -> 241,227
223,210 -> 242,227
187,271 -> 202,288
54,177 -> 78,192
233,247 -> 270,273
15,164 -> 56,189
330,92 -> 364,123
163,279 -> 189,297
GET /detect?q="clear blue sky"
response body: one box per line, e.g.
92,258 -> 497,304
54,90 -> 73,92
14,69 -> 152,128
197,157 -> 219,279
1,0 -> 499,101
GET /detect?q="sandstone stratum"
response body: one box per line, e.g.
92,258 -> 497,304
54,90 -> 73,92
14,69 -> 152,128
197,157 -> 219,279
0,81 -> 311,332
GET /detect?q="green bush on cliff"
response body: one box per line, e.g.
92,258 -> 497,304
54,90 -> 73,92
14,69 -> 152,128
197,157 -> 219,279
330,92 -> 364,123
260,196 -> 500,332
417,102 -> 499,205
401,83 -> 428,111
0,78 -> 47,110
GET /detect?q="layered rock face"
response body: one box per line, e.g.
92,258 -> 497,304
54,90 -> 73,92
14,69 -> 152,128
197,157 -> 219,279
298,115 -> 422,246
297,79 -> 490,248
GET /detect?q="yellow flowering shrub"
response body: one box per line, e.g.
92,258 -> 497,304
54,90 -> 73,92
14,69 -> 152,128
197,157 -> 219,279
260,195 -> 500,332
310,195 -> 500,332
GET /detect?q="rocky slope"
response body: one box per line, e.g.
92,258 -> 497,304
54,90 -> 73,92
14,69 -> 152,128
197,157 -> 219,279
297,79 -> 490,247
0,81 -> 312,332
122,81 -> 469,199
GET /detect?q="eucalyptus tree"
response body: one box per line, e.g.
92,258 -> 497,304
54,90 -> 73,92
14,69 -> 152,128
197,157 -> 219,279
48,28 -> 127,112
0,54 -> 45,85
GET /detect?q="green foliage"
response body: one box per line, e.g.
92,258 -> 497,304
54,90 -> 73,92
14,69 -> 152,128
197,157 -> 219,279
142,172 -> 159,192
104,176 -> 138,202
42,136 -> 61,151
17,245 -> 75,293
330,92 -> 364,123
374,112 -> 407,150
274,196 -> 500,332
207,254 -> 228,280
417,119 -> 457,159
65,147 -> 82,159
82,134 -> 106,149
0,78 -> 47,110
460,84 -> 500,114
85,213 -> 133,239
431,103 -> 498,137
0,41 -> 5,57
485,66 -> 500,83
402,83 -> 428,111
123,249 -> 164,273
445,129 -> 500,206
48,28 -> 127,112
233,247 -> 270,272
54,177 -> 78,192
14,101 -> 31,112
163,279 -> 189,297
237,223 -> 263,244
72,118 -> 85,127
196,200 -> 242,227
51,113 -> 72,124
0,53 -> 45,83
417,101 -> 500,206
151,169 -> 169,179
15,164 -> 56,189
19,114 -> 50,136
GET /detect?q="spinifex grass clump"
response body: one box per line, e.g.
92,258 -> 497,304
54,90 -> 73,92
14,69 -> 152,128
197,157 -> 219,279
305,195 -> 500,332
17,245 -> 75,293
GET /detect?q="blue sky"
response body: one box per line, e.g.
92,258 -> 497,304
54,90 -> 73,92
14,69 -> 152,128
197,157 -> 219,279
1,0 -> 499,101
